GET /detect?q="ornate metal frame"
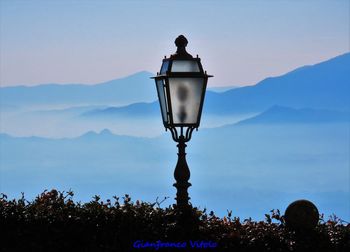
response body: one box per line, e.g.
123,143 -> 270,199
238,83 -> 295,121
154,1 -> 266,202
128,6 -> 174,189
168,126 -> 196,143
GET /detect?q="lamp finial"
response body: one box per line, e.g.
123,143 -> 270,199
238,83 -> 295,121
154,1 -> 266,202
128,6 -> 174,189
172,35 -> 192,59
175,35 -> 188,49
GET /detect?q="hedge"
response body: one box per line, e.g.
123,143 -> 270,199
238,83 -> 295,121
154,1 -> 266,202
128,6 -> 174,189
1,189 -> 349,251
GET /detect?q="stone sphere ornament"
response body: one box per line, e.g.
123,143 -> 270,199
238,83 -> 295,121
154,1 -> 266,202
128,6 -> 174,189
284,199 -> 319,230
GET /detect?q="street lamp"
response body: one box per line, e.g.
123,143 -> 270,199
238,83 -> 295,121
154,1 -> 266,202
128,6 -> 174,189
152,35 -> 212,209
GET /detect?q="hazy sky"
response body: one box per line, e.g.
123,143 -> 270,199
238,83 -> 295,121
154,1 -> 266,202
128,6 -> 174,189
0,0 -> 349,87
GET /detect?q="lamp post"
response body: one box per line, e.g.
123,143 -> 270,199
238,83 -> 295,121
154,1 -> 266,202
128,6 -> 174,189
152,35 -> 212,209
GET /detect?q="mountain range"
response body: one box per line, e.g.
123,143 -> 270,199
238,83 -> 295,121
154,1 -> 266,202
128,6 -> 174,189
204,52 -> 350,114
1,53 -> 349,116
80,52 -> 350,119
236,106 -> 350,125
0,71 -> 156,108
1,119 -> 349,220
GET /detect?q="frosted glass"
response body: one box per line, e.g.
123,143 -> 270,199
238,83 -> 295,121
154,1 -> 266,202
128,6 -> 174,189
171,60 -> 200,72
168,78 -> 204,124
156,79 -> 168,123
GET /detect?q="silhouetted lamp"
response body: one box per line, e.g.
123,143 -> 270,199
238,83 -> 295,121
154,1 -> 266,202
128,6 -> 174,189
152,35 -> 212,209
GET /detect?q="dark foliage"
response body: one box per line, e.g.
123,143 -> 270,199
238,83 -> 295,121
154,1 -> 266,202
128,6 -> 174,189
1,190 -> 349,251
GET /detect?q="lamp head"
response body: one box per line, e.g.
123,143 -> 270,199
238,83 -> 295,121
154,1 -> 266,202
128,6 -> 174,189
152,35 -> 213,129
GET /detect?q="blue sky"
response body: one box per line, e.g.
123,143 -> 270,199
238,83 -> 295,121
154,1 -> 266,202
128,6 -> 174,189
0,0 -> 349,87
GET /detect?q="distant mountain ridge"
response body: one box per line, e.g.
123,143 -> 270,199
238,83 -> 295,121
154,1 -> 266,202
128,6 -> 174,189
1,53 -> 349,115
0,71 -> 156,108
80,53 -> 350,119
82,102 -> 159,118
236,105 -> 350,125
1,120 -> 349,220
207,86 -> 238,93
0,128 -> 143,142
204,52 -> 350,114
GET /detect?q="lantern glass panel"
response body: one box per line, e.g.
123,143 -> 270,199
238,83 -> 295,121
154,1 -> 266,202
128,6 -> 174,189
156,79 -> 168,123
171,60 -> 200,72
168,77 -> 205,125
160,61 -> 170,74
